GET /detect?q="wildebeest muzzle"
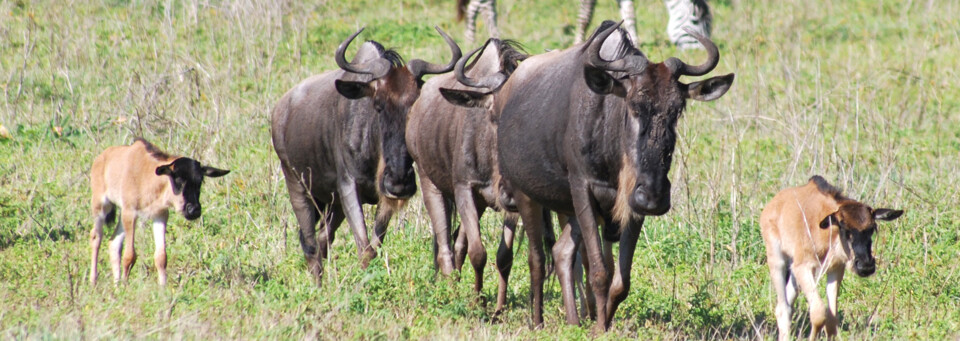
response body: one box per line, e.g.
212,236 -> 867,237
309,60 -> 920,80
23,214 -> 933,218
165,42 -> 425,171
381,165 -> 417,199
630,174 -> 671,216
183,202 -> 202,221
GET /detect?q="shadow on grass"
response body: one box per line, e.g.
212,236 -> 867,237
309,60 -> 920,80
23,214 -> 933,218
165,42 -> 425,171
0,219 -> 77,251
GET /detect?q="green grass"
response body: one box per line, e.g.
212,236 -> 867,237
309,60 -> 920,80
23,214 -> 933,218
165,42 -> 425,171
2,0 -> 959,339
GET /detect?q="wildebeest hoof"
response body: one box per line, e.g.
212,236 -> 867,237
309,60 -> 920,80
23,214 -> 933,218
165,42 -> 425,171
360,249 -> 377,269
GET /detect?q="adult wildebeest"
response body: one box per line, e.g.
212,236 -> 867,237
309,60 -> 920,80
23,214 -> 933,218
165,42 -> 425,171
761,176 -> 903,341
487,21 -> 734,329
406,38 -> 537,313
89,138 -> 229,285
271,27 -> 460,284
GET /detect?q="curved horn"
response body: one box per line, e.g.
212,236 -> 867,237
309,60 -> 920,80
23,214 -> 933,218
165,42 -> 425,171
407,26 -> 462,77
665,27 -> 719,77
585,21 -> 647,73
335,26 -> 392,79
454,44 -> 507,89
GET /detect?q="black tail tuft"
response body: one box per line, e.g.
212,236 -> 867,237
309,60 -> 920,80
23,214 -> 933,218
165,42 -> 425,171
104,207 -> 116,225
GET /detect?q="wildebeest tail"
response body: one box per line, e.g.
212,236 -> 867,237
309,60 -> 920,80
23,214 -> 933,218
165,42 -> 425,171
104,206 -> 116,225
456,0 -> 469,21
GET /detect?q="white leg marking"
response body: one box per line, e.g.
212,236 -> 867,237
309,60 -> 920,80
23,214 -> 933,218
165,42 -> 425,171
152,212 -> 169,285
109,220 -> 125,284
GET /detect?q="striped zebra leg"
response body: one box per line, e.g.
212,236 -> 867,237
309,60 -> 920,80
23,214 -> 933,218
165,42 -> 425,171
465,0 -> 481,44
575,0 -> 596,44
484,0 -> 499,39
664,0 -> 712,50
465,0 -> 498,44
617,0 -> 638,45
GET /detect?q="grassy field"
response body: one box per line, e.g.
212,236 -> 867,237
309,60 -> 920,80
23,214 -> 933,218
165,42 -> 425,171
1,0 -> 959,339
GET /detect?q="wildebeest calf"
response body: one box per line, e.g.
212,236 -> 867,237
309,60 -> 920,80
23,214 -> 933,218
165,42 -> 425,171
760,176 -> 903,341
89,138 -> 229,285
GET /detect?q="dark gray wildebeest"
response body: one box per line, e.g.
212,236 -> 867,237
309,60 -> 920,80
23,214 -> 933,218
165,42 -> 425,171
271,27 -> 461,284
407,38 -> 557,314
89,138 -> 229,286
468,21 -> 733,329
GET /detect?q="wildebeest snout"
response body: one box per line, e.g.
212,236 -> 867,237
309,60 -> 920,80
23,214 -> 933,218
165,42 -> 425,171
854,256 -> 876,277
381,166 -> 417,199
183,203 -> 202,220
629,175 -> 671,216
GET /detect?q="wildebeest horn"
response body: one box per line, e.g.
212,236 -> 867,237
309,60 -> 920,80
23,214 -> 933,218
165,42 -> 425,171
585,21 -> 648,74
336,26 -> 392,79
407,26 -> 462,78
665,27 -> 719,77
454,44 -> 507,90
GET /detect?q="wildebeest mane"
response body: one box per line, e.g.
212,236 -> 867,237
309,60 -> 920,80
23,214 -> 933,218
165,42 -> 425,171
579,20 -> 641,61
134,138 -> 171,160
810,175 -> 846,201
366,40 -> 405,67
497,39 -> 527,75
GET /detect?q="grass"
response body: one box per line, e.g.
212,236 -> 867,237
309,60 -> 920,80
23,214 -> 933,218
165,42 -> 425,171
1,0 -> 959,339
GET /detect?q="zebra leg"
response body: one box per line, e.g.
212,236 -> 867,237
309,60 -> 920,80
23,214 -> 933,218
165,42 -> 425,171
575,0 -> 597,44
664,0 -> 712,50
484,0 -> 499,39
465,0 -> 482,44
617,0 -> 638,44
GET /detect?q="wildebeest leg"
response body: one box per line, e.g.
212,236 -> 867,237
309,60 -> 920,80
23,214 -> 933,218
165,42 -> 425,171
604,217 -> 643,329
766,236 -> 793,341
454,185 -> 487,295
494,212 -> 519,316
370,201 -> 396,250
792,265 -> 827,341
420,172 -> 455,275
543,207 -> 557,276
454,220 -> 468,272
553,214 -> 582,325
151,211 -> 169,286
338,178 -> 376,268
108,215 -> 125,284
119,211 -> 138,282
516,192 -> 547,328
316,203 -> 345,261
570,184 -> 610,331
286,182 -> 323,282
89,201 -> 114,285
577,241 -> 598,320
825,269 -> 844,339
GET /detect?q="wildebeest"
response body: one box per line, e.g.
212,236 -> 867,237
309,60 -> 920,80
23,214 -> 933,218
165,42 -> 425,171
761,176 -> 903,341
89,138 -> 230,285
271,27 -> 461,284
406,38 -> 536,312
488,21 -> 734,328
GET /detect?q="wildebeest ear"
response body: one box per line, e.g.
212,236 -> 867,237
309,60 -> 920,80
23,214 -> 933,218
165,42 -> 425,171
335,80 -> 374,99
819,213 -> 837,229
203,166 -> 230,178
583,65 -> 626,98
155,163 -> 175,176
439,88 -> 492,108
874,208 -> 904,221
685,73 -> 735,102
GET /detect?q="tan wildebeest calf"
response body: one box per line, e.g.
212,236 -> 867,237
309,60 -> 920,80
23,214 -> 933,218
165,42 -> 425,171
89,138 -> 229,285
761,175 -> 903,340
